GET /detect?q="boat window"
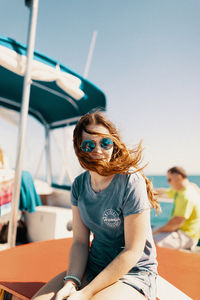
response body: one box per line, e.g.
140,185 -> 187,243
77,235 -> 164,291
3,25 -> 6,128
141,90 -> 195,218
50,126 -> 83,187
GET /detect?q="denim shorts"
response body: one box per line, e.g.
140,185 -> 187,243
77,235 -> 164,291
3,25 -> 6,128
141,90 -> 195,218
119,270 -> 157,300
85,268 -> 157,300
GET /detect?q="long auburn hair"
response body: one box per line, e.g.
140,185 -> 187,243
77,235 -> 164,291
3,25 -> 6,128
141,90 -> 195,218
73,110 -> 160,213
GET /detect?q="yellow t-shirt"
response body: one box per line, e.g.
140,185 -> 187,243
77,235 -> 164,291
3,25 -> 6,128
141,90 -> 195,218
167,184 -> 200,241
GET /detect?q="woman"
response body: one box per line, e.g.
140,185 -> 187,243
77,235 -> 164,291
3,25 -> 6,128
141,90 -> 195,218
33,111 -> 160,300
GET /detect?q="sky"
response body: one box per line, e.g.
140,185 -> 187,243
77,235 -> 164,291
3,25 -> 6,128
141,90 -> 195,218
0,0 -> 200,175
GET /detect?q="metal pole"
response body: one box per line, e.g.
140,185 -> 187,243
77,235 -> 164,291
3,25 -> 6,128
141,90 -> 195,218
34,144 -> 45,178
7,0 -> 39,248
83,30 -> 98,78
45,126 -> 52,186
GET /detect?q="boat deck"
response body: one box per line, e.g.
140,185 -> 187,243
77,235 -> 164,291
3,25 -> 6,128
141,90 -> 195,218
0,239 -> 72,299
0,238 -> 199,300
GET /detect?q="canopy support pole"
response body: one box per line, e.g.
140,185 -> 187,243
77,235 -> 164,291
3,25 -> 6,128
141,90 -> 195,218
7,0 -> 39,248
83,30 -> 98,78
34,145 -> 45,179
45,126 -> 52,186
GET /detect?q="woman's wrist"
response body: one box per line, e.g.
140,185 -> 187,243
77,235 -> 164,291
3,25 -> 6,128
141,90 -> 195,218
63,275 -> 81,289
64,280 -> 78,291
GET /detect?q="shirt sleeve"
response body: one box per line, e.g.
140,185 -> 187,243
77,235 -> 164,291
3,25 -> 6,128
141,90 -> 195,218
122,173 -> 151,217
71,177 -> 79,206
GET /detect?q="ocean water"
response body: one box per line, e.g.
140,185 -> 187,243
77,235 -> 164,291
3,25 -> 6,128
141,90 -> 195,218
148,175 -> 200,189
148,175 -> 200,228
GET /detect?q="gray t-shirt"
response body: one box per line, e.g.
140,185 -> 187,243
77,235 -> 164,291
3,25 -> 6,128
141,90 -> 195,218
71,171 -> 157,277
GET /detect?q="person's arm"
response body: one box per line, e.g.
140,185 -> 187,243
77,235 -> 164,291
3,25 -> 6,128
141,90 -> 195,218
67,206 -> 90,278
74,209 -> 149,299
153,215 -> 185,236
55,205 -> 90,300
156,188 -> 170,198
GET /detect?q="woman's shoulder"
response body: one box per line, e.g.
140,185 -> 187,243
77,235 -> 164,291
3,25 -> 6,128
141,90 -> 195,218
118,171 -> 145,191
75,170 -> 88,180
123,171 -> 144,184
73,171 -> 88,187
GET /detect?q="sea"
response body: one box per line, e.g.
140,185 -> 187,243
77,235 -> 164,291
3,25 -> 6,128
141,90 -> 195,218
148,175 -> 200,228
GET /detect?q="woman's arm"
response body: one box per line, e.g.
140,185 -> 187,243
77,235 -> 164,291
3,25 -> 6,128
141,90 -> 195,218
67,205 -> 90,279
79,209 -> 149,299
55,205 -> 90,300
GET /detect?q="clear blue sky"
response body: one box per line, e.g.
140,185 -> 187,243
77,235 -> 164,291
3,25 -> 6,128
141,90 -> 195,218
0,0 -> 200,175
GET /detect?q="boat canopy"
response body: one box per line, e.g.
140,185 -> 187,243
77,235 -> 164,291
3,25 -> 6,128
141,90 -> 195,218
0,36 -> 106,129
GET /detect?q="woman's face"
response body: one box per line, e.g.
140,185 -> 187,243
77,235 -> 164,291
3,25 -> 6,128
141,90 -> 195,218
81,124 -> 113,162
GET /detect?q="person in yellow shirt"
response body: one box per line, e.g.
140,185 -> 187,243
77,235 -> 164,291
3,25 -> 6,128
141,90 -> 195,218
153,166 -> 200,250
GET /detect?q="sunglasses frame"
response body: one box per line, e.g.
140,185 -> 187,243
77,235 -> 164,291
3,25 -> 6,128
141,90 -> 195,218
81,137 -> 113,153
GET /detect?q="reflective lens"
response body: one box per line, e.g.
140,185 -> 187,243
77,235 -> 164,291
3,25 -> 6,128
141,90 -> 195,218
100,138 -> 113,150
81,137 -> 113,152
81,140 -> 96,152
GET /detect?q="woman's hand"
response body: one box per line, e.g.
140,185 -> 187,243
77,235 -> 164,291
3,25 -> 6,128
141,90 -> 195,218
68,290 -> 92,300
55,281 -> 77,300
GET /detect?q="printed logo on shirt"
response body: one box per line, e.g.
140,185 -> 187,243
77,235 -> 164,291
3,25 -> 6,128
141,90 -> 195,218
102,209 -> 121,228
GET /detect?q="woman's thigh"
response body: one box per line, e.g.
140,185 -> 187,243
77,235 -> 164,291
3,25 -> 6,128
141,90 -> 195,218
32,271 -> 66,300
91,281 -> 146,300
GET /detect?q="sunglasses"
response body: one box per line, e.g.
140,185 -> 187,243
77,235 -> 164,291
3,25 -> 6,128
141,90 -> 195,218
81,137 -> 113,153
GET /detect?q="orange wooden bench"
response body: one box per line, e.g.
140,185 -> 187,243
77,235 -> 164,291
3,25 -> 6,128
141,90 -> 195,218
156,246 -> 200,300
0,239 -> 199,299
0,239 -> 72,300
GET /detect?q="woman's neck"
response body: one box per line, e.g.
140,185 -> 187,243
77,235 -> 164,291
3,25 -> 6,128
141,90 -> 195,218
89,171 -> 114,192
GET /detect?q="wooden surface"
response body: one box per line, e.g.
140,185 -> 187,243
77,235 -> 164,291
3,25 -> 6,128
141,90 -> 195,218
0,238 -> 72,299
157,245 -> 200,300
0,239 -> 199,300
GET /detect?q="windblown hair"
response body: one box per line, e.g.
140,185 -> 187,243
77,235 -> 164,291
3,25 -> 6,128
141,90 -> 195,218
168,166 -> 187,179
73,111 -> 160,213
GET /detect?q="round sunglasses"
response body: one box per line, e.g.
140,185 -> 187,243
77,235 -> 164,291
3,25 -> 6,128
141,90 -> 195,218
81,137 -> 113,153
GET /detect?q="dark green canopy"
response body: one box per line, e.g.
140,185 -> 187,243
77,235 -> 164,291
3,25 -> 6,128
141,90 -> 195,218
0,36 -> 106,129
